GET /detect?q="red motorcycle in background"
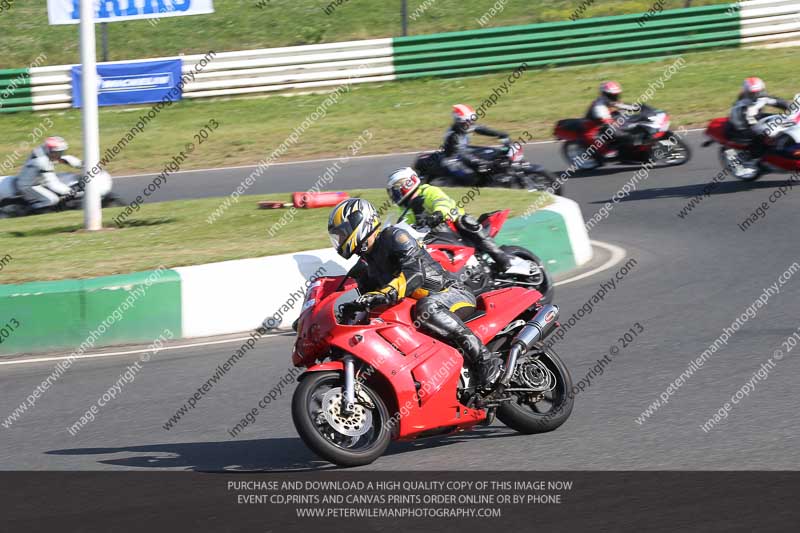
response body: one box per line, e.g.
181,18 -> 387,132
703,97 -> 800,181
411,209 -> 554,304
554,104 -> 690,171
290,274 -> 573,467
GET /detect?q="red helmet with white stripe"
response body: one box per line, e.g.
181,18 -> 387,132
44,136 -> 68,156
742,77 -> 766,99
600,81 -> 622,102
452,104 -> 477,125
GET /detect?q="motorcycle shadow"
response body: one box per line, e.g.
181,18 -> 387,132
46,428 -> 518,471
592,177 -> 791,204
555,165 -> 645,179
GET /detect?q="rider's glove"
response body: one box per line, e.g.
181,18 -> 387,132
60,155 -> 83,169
356,291 -> 390,308
423,211 -> 444,227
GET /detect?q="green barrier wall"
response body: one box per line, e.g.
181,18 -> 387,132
0,269 -> 182,355
497,211 -> 575,276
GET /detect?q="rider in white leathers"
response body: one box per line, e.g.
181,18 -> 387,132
16,136 -> 82,212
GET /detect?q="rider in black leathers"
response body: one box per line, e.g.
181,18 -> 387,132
441,104 -> 509,185
328,198 -> 503,390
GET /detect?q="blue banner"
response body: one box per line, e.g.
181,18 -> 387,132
48,1 -> 215,25
71,59 -> 183,108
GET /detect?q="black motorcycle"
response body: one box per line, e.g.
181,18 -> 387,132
414,141 -> 562,194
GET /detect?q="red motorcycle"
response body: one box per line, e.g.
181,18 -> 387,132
291,275 -> 573,467
410,209 -> 554,304
703,102 -> 800,181
554,104 -> 690,171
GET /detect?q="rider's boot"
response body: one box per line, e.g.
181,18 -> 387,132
422,303 -> 504,391
451,326 -> 503,391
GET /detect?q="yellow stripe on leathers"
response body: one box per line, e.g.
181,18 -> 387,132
380,273 -> 407,299
449,301 -> 475,313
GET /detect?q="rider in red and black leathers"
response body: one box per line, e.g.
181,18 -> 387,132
441,104 -> 509,185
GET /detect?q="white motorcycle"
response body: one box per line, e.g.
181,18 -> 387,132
0,170 -> 123,217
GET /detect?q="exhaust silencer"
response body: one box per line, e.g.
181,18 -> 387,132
500,304 -> 559,386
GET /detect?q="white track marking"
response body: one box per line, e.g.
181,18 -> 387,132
0,332 -> 293,367
0,242 -> 625,368
114,131 -> 705,180
554,240 -> 627,287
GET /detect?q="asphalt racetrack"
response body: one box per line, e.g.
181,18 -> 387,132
2,131 -> 799,470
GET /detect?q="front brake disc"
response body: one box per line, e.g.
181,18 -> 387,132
321,387 -> 373,437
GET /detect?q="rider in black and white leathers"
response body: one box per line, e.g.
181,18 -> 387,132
728,77 -> 791,155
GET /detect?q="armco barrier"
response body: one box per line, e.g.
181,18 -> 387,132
0,196 -> 590,356
16,38 -> 397,113
7,1 -> 799,112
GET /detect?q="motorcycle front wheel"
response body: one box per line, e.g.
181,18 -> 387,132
292,371 -> 391,467
719,147 -> 762,181
496,344 -> 574,434
521,167 -> 563,195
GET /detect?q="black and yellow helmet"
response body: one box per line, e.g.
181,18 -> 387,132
328,198 -> 381,259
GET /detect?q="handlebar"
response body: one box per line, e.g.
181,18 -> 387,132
339,301 -> 370,325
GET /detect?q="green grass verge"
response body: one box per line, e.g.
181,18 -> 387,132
1,46 -> 793,178
2,0 -> 728,68
0,188 -> 551,284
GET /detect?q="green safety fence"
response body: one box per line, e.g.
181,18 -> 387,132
0,68 -> 33,114
392,3 -> 740,78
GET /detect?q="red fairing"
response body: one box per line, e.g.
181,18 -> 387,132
705,117 -> 732,145
291,274 -> 545,440
468,287 -> 542,344
427,244 -> 475,273
482,209 -> 510,238
292,276 -> 356,366
705,117 -> 749,150
326,299 -> 486,438
554,119 -> 602,145
763,154 -> 800,170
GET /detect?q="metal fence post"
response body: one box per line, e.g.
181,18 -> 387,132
402,0 -> 408,36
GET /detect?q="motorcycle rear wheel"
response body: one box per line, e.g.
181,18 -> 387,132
651,132 -> 691,167
561,141 -> 600,171
292,371 -> 391,467
102,194 -> 127,208
496,344 -> 573,434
